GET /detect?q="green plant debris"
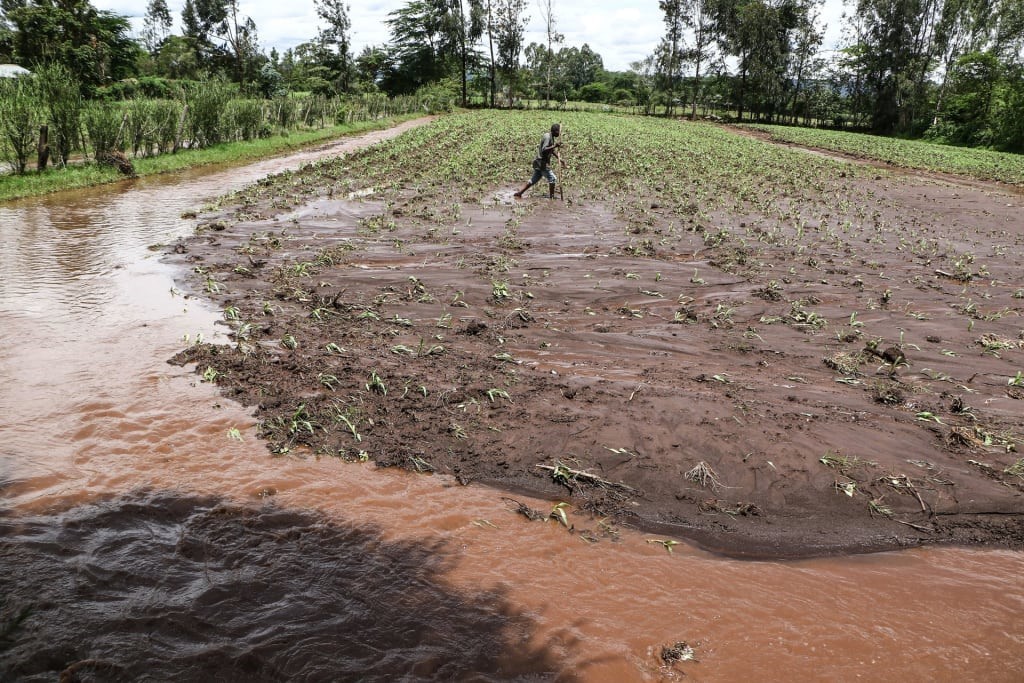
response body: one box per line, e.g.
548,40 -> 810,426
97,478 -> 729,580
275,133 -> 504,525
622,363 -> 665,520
550,502 -> 571,527
647,538 -> 681,554
834,480 -> 857,497
486,388 -> 512,402
820,451 -> 875,475
1004,460 -> 1024,478
868,498 -> 893,517
366,370 -> 387,395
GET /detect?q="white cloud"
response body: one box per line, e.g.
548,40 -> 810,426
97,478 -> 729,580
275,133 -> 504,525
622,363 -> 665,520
95,0 -> 848,73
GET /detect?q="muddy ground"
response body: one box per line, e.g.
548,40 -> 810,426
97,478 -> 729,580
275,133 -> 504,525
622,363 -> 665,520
167,120 -> 1024,558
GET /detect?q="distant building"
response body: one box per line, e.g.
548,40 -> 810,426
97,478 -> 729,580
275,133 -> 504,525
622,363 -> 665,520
0,64 -> 32,78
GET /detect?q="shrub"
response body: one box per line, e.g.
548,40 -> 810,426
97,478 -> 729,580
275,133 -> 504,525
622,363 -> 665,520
185,77 -> 236,148
95,79 -> 138,101
148,99 -> 184,155
0,76 -> 41,174
271,96 -> 298,129
124,97 -> 154,157
225,99 -> 264,141
413,80 -> 458,114
35,63 -> 83,167
256,64 -> 286,99
137,76 -> 174,99
82,100 -> 124,158
300,96 -> 330,128
578,82 -> 613,103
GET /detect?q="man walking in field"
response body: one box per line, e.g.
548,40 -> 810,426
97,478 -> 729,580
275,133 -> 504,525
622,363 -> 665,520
514,123 -> 562,200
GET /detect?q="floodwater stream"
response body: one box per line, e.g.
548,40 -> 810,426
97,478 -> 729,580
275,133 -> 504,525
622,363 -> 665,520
2,127 -> 1022,681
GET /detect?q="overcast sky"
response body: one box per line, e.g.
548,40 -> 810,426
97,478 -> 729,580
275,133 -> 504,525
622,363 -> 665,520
94,0 -> 849,73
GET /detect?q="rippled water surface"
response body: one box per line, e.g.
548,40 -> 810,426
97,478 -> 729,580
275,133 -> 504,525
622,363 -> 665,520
2,129 -> 1022,681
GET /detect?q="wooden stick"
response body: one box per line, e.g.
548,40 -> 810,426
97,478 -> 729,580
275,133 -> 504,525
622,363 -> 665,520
173,104 -> 189,153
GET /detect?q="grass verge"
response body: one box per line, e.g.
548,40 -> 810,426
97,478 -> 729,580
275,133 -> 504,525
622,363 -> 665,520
742,123 -> 1024,186
0,114 -> 423,203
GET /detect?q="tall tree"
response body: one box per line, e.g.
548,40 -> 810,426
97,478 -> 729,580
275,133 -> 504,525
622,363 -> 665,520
711,0 -> 802,122
181,0 -> 227,69
0,6 -> 14,63
485,0 -> 497,106
386,0 -> 456,93
849,0 -> 943,134
494,0 -> 528,103
385,0 -> 487,101
287,39 -> 337,94
786,0 -> 824,124
315,0 -> 352,91
561,44 -> 603,90
180,0 -> 261,85
932,0 -> 995,123
993,0 -> 1024,57
354,45 -> 392,90
659,0 -> 689,116
154,34 -> 201,79
3,0 -> 137,89
536,0 -> 563,104
141,0 -> 172,54
452,0 -> 486,106
630,54 -> 660,115
687,0 -> 718,119
217,0 -> 260,85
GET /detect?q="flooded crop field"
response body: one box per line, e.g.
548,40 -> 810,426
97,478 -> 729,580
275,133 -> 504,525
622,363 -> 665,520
2,113 -> 1023,681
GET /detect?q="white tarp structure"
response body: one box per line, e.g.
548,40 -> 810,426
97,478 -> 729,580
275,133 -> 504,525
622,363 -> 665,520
0,64 -> 31,78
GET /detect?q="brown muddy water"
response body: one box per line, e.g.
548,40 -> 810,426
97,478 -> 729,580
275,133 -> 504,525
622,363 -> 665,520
2,129 -> 1022,681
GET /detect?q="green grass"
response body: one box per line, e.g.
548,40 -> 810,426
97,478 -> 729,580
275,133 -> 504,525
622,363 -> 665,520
0,114 -> 422,203
743,123 -> 1024,186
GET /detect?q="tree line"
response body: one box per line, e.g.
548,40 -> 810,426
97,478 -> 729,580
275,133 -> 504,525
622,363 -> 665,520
1,0 -> 1022,151
647,0 -> 1024,151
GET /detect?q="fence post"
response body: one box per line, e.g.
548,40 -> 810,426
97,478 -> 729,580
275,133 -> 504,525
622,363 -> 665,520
115,112 -> 129,151
173,104 -> 189,153
37,124 -> 50,172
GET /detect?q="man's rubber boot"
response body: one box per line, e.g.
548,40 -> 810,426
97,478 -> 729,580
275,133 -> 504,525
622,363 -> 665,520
549,184 -> 555,199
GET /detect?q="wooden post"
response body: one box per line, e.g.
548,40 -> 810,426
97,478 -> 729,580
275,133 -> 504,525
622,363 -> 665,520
37,124 -> 50,172
115,112 -> 129,153
173,104 -> 189,153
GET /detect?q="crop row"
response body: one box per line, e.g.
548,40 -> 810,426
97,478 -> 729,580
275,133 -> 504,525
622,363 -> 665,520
743,123 -> 1024,186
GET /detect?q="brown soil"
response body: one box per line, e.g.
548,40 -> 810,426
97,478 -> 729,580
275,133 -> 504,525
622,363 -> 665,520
167,121 -> 1024,559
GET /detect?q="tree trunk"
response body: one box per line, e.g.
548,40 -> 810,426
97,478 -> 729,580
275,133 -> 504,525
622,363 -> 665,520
690,54 -> 702,120
458,0 -> 468,107
487,0 -> 496,108
737,66 -> 748,122
37,125 -> 50,173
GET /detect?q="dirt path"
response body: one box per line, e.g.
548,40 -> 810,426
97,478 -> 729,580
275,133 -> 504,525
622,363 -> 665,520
167,119 -> 1024,558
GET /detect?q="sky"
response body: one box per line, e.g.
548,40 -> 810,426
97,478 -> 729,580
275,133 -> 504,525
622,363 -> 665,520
93,0 -> 849,73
